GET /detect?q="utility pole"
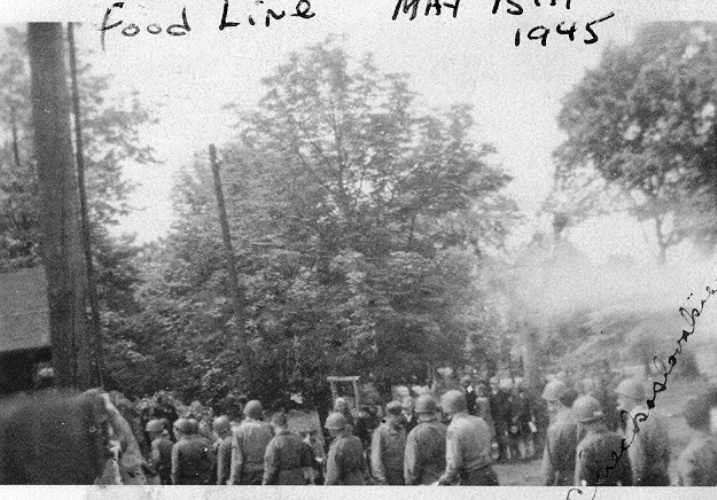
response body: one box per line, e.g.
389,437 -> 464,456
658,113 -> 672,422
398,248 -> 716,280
28,23 -> 92,389
68,22 -> 105,388
209,144 -> 249,368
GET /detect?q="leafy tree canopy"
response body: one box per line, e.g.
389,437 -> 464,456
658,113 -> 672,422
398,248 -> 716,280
553,22 -> 717,260
133,37 -> 517,407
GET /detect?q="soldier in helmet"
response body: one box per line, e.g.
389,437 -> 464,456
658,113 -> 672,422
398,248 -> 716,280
146,419 -> 173,485
404,394 -> 447,485
212,416 -> 233,485
437,390 -> 498,486
539,380 -> 579,486
614,378 -> 670,486
371,401 -> 408,485
229,399 -> 273,485
171,418 -> 215,485
573,395 -> 632,487
676,392 -> 717,486
262,412 -> 314,485
324,412 -> 368,485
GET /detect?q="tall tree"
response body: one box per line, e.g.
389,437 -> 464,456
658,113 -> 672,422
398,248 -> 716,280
28,23 -> 92,388
131,37 -> 517,406
554,22 -> 717,261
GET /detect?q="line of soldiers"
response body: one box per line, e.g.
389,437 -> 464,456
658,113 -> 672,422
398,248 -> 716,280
324,390 -> 499,485
540,377 -> 717,487
149,390 -> 500,485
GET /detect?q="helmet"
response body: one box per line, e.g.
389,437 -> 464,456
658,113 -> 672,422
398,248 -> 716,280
386,400 -> 403,415
441,390 -> 467,414
573,396 -> 604,423
614,379 -> 645,401
271,412 -> 288,427
186,418 -> 199,434
145,419 -> 165,433
542,380 -> 568,402
414,395 -> 437,414
173,418 -> 192,433
243,400 -> 263,419
324,412 -> 348,430
212,416 -> 231,434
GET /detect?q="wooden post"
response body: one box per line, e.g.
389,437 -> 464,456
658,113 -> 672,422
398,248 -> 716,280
28,23 -> 92,389
209,144 -> 248,368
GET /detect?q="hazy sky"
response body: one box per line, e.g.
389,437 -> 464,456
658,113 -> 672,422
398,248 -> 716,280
5,0 -> 717,265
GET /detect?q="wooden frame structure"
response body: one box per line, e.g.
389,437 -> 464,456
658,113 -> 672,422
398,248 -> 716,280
326,375 -> 360,411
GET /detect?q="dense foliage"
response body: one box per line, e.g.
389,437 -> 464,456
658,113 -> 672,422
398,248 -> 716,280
128,37 -> 518,407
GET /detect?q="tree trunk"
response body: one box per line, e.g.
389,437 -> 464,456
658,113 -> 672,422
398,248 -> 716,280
28,23 -> 92,389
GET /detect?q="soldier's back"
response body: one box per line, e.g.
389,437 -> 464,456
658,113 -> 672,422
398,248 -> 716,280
575,428 -> 632,486
173,436 -> 214,485
235,420 -> 273,465
542,412 -> 579,486
326,434 -> 365,485
677,434 -> 717,486
152,436 -> 174,485
405,420 -> 447,485
263,431 -> 312,485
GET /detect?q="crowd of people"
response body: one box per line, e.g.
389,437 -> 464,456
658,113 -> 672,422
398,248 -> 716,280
2,368 -> 717,486
90,369 -> 717,487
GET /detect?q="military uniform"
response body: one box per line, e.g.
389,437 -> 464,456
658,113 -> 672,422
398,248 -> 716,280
229,418 -> 274,485
540,411 -> 579,486
215,435 -> 233,485
371,421 -> 407,485
149,435 -> 174,485
262,429 -> 313,485
621,406 -> 670,486
676,432 -> 717,486
325,430 -> 368,485
171,435 -> 215,485
404,419 -> 447,485
575,427 -> 632,486
439,413 -> 498,486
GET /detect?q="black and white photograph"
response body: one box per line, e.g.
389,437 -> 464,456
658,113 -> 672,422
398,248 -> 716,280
1,0 -> 717,495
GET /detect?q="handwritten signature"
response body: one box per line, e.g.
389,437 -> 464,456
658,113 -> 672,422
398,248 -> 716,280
566,283 -> 717,499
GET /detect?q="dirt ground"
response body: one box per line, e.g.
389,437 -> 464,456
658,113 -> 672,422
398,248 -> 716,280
494,375 -> 713,486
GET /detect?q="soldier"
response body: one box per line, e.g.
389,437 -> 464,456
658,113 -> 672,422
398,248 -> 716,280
573,395 -> 632,486
539,380 -> 579,486
212,415 -> 233,485
262,412 -> 314,485
371,400 -> 408,485
0,389 -> 112,484
615,378 -> 670,486
404,394 -> 447,485
437,390 -> 498,486
146,419 -> 173,485
229,399 -> 274,485
171,418 -> 215,485
676,393 -> 717,486
324,412 -> 368,485
402,397 -> 418,434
